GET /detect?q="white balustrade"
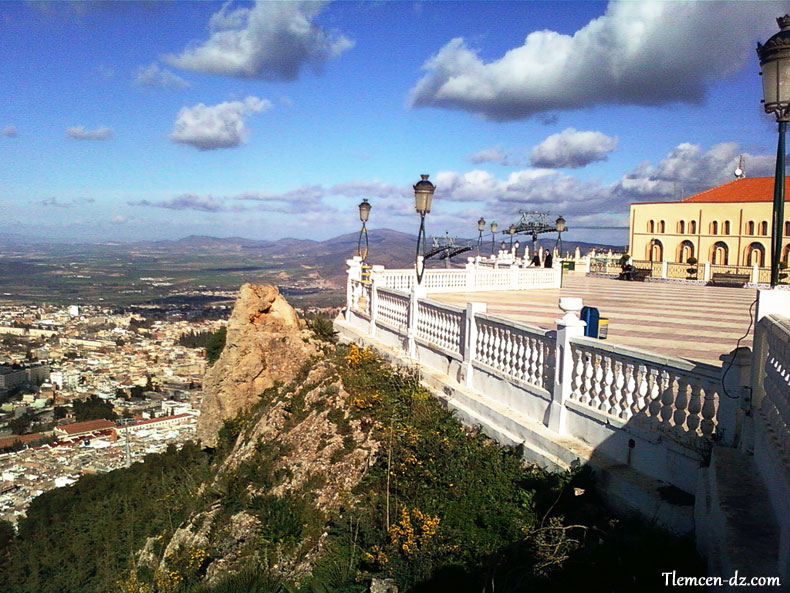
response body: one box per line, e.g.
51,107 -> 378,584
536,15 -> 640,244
373,263 -> 559,293
350,279 -> 370,316
474,313 -> 555,393
568,337 -> 721,441
375,288 -> 410,332
416,299 -> 463,354
762,315 -> 790,470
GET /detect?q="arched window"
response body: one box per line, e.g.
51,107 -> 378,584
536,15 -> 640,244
761,221 -> 769,235
659,220 -> 666,233
689,220 -> 697,234
677,240 -> 695,263
710,221 -> 718,235
785,221 -> 790,236
678,220 -> 685,234
747,221 -> 755,235
724,221 -> 731,235
745,242 -> 766,267
784,243 -> 790,264
647,220 -> 655,233
710,241 -> 729,265
647,239 -> 663,262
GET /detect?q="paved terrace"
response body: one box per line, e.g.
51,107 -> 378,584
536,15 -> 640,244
429,274 -> 757,365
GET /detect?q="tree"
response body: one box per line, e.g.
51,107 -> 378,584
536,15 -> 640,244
73,395 -> 117,422
9,413 -> 34,435
205,326 -> 227,365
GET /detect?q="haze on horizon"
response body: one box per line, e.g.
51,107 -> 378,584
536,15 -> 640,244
0,1 -> 786,246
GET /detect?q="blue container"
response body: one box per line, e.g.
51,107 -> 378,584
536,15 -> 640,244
580,306 -> 600,338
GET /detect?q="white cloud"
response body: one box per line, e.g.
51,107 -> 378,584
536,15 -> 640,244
329,180 -> 409,200
133,63 -> 190,90
129,194 -> 226,212
469,146 -> 525,167
410,1 -> 783,120
166,0 -> 353,81
2,125 -> 18,138
234,184 -> 325,212
612,142 -> 777,202
530,128 -> 617,169
67,125 -> 113,140
169,96 -> 271,151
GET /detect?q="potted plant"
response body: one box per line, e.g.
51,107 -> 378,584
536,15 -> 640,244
686,256 -> 698,280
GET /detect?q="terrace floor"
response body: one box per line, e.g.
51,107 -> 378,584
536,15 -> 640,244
429,273 -> 758,366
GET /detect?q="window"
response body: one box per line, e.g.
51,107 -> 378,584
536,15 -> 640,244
710,221 -> 718,235
724,221 -> 730,235
785,221 -> 790,236
747,221 -> 755,235
677,221 -> 685,234
677,240 -> 695,263
659,220 -> 666,233
760,221 -> 768,235
710,241 -> 729,265
689,220 -> 697,234
746,243 -> 766,267
647,220 -> 655,233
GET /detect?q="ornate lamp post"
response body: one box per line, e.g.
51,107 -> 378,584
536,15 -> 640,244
357,198 -> 371,261
490,221 -> 498,255
477,217 -> 486,255
555,215 -> 566,256
513,240 -> 520,258
413,174 -> 436,284
758,15 -> 790,287
508,224 -> 516,249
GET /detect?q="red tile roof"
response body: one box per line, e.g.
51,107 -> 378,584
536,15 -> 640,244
59,419 -> 114,434
680,177 -> 790,203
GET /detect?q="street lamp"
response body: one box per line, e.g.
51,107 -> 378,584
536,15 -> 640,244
758,15 -> 790,287
508,224 -> 516,249
513,240 -> 520,257
490,221 -> 498,255
357,198 -> 371,261
477,217 -> 486,255
413,174 -> 436,284
555,215 -> 566,255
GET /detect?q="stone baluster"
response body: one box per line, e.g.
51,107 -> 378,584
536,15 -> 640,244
574,347 -> 587,405
594,353 -> 607,413
685,381 -> 702,435
648,369 -> 664,419
659,370 -> 675,427
700,380 -> 718,438
673,374 -> 690,435
631,363 -> 646,421
345,256 -> 363,321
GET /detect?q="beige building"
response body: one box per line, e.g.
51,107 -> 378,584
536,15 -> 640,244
629,176 -> 790,266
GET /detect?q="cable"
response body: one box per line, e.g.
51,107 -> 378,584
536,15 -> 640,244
720,296 -> 757,400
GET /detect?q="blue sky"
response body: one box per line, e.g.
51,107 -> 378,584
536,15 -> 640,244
1,0 -> 788,245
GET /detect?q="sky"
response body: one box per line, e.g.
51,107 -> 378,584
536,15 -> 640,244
1,0 -> 789,245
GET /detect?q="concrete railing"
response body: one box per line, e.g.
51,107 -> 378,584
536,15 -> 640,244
591,257 -> 775,285
341,257 -> 744,495
567,338 -> 723,443
370,258 -> 561,294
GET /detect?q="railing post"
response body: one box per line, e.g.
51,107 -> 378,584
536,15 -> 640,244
345,256 -> 363,321
466,260 -> 475,292
549,297 -> 586,434
661,260 -> 668,279
718,347 -> 751,447
461,302 -> 487,388
703,262 -> 711,282
510,265 -> 518,290
407,283 -> 425,359
752,263 -> 759,284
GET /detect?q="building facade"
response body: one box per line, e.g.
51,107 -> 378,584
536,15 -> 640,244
629,177 -> 790,266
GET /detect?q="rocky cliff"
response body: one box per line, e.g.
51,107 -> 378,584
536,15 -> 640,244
197,283 -> 316,447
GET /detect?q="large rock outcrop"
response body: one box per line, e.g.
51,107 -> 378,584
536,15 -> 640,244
197,284 -> 315,446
